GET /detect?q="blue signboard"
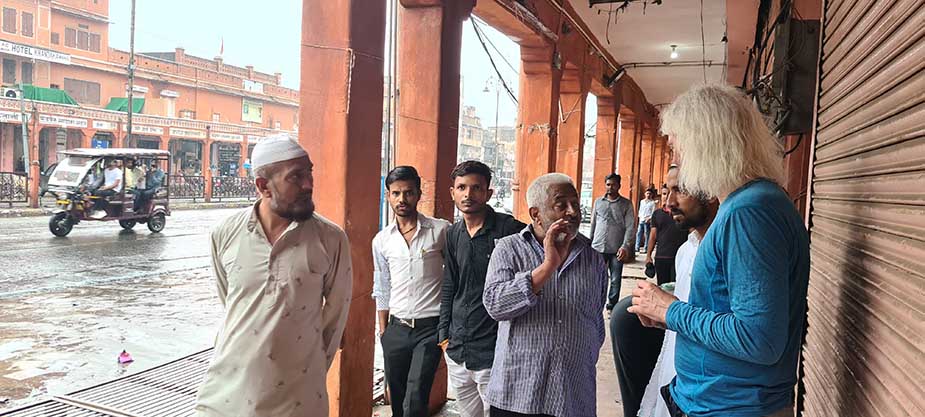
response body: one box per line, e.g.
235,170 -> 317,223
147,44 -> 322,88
91,139 -> 111,149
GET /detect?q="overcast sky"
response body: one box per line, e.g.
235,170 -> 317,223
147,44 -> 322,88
108,1 -> 597,133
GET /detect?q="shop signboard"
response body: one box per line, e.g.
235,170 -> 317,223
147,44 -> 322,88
39,114 -> 88,129
126,125 -> 165,135
0,110 -> 29,123
211,132 -> 244,142
92,120 -> 118,131
169,127 -> 207,139
0,40 -> 71,64
218,144 -> 240,163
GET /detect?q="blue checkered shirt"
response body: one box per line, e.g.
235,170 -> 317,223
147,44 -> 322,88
483,226 -> 607,417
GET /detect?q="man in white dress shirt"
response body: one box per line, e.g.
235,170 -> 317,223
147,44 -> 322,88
638,166 -> 719,417
195,134 -> 353,417
373,165 -> 451,417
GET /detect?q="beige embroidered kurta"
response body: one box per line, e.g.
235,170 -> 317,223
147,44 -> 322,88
195,204 -> 353,417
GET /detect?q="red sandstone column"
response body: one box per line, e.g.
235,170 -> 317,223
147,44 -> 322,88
591,96 -> 618,201
202,136 -> 212,202
237,142 -> 247,177
555,66 -> 588,191
300,1 -> 386,415
513,45 -> 562,221
27,124 -> 39,208
617,118 -> 636,199
653,135 -> 666,188
80,129 -> 96,148
395,1 -> 473,221
639,125 -> 654,194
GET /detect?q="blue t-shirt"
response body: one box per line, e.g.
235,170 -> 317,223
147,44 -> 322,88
665,179 -> 810,417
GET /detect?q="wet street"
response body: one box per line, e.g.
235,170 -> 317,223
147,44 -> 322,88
0,208 -> 240,410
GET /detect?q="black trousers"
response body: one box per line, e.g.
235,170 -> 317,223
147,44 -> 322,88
381,317 -> 442,417
489,406 -> 553,417
610,296 -> 665,417
654,257 -> 676,285
92,189 -> 116,210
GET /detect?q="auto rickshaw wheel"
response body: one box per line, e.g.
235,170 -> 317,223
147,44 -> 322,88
147,213 -> 166,233
49,212 -> 73,237
119,219 -> 136,230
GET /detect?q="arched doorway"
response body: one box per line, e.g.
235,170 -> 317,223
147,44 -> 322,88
168,139 -> 203,176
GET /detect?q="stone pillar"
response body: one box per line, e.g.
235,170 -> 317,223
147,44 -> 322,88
513,45 -> 562,221
202,136 -> 212,202
653,135 -> 665,188
617,118 -> 636,199
395,0 -> 473,220
300,1 -> 385,415
555,66 -> 588,190
80,129 -> 97,148
639,125 -> 654,194
238,142 -> 247,177
113,125 -> 125,149
27,124 -> 39,208
591,96 -> 618,201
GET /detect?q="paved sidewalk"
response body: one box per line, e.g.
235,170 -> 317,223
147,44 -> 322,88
0,199 -> 255,218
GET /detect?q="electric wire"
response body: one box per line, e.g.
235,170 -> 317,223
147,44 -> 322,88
472,17 -> 519,75
700,0 -> 707,82
470,19 -> 518,105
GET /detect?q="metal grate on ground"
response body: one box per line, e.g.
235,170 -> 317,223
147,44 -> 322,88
2,348 -> 387,416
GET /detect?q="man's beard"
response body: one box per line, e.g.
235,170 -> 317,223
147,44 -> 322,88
672,205 -> 705,230
271,196 -> 315,221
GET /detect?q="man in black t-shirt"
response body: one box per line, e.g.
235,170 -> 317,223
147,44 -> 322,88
645,183 -> 689,284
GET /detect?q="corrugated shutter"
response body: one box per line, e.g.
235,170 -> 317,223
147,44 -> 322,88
802,0 -> 925,416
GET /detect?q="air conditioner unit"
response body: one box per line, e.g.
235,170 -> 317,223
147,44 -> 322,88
2,87 -> 19,98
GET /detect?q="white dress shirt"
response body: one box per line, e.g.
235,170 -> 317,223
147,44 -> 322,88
638,198 -> 657,221
639,231 -> 700,417
195,203 -> 353,417
372,213 -> 450,319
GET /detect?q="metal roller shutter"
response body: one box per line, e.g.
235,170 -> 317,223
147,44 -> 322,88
801,0 -> 925,416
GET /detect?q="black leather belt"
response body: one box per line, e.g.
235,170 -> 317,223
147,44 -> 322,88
389,315 -> 439,329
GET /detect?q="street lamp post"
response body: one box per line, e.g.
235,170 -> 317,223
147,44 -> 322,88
483,77 -> 502,175
126,0 -> 137,147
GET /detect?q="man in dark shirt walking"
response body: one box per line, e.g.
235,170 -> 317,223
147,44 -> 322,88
438,161 -> 525,417
645,181 -> 689,284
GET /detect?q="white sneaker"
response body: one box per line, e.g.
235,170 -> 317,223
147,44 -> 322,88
91,210 -> 106,219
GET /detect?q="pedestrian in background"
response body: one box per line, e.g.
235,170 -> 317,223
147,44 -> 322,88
373,166 -> 450,417
588,173 -> 635,312
483,173 -> 606,417
195,134 -> 352,417
439,161 -> 525,417
636,189 -> 657,252
644,181 -> 689,284
629,84 -> 809,417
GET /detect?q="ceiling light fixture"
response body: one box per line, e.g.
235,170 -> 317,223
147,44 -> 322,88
670,45 -> 679,59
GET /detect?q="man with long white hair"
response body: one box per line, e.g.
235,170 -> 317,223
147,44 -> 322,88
628,84 -> 810,417
483,173 -> 606,417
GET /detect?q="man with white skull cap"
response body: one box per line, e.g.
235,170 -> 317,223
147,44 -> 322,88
195,134 -> 353,417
